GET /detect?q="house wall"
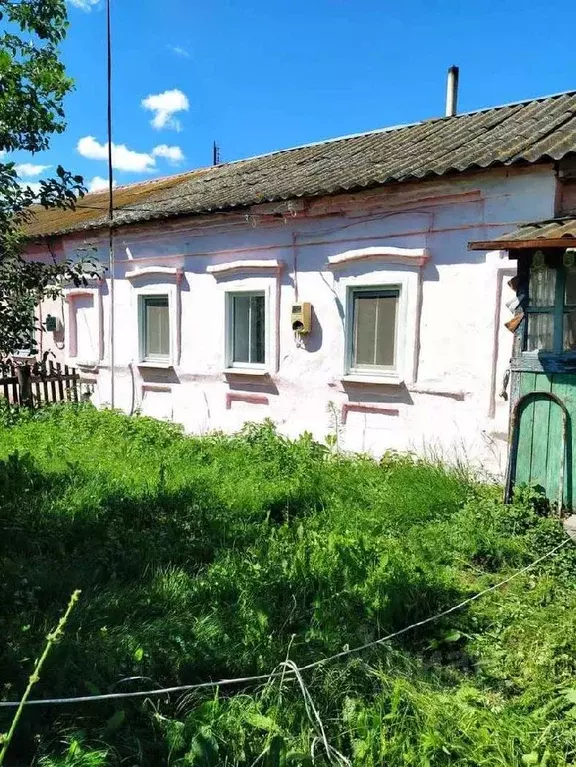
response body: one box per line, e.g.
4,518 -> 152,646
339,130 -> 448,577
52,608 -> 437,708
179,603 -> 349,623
31,165 -> 557,473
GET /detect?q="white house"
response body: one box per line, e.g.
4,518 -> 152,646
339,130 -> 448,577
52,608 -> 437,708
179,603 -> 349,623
25,89 -> 576,472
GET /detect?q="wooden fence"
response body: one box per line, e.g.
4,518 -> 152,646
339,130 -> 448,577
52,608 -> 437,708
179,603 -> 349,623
0,357 -> 80,407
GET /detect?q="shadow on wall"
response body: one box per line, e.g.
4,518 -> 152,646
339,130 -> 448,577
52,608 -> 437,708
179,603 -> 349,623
341,381 -> 414,407
224,372 -> 279,396
298,304 -> 323,354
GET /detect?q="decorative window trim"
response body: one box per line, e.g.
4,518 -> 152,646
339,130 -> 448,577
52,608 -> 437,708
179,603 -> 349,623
327,246 -> 429,269
126,266 -> 184,282
346,285 -> 401,379
129,267 -> 183,366
215,270 -> 280,375
63,283 -> 104,365
341,403 -> 400,424
226,392 -> 269,409
335,263 -> 422,385
138,294 -> 172,365
207,259 -> 284,278
225,290 -> 268,372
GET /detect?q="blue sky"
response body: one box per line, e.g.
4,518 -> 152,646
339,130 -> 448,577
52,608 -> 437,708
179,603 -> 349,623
13,0 -> 576,192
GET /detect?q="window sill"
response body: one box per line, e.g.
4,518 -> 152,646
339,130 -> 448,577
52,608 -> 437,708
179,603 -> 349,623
138,361 -> 174,370
71,360 -> 100,373
342,374 -> 403,386
223,367 -> 269,376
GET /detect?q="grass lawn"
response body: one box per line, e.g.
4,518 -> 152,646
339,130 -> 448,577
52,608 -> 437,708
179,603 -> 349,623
1,404 -> 575,766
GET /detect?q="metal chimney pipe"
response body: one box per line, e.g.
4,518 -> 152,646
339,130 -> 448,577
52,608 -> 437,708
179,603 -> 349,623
445,65 -> 459,117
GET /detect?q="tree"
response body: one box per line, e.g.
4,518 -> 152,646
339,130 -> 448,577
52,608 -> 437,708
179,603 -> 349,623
0,0 -> 91,357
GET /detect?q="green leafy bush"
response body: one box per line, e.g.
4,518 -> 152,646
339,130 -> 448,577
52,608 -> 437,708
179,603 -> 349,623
0,405 -> 575,765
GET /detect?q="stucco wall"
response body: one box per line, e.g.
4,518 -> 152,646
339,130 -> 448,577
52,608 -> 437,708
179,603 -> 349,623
33,165 -> 557,473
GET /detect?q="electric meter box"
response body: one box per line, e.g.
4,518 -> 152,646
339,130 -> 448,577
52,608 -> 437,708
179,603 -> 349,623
291,302 -> 312,334
45,314 -> 61,333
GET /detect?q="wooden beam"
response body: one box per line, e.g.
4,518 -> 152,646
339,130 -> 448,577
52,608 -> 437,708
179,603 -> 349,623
469,238 -> 576,251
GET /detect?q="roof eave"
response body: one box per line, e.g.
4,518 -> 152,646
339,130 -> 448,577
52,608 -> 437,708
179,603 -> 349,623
469,238 -> 576,251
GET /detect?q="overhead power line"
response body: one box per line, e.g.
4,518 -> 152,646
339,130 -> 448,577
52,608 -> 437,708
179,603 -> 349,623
0,537 -> 571,709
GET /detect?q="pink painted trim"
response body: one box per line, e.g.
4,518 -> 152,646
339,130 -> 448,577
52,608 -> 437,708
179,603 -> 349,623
328,246 -> 429,268
488,264 -> 516,418
63,283 -> 104,361
207,259 -> 284,276
103,222 -> 531,267
226,392 -> 269,410
341,402 -> 400,424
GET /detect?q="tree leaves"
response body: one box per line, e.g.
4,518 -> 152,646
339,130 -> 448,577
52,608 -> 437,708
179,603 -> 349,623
0,0 -> 90,355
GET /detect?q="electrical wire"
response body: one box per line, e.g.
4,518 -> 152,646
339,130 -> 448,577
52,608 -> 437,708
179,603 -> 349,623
106,0 -> 115,409
0,537 -> 570,709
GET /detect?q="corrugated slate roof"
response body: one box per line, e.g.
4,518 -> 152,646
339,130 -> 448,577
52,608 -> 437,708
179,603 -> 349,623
26,90 -> 576,238
469,217 -> 576,250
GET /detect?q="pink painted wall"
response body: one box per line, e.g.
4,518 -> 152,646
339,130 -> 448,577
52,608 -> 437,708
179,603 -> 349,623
33,165 -> 557,473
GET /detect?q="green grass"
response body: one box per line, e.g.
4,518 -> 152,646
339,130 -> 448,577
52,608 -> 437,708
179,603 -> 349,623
1,403 -> 575,766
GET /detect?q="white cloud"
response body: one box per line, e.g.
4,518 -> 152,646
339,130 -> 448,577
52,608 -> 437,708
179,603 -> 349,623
142,89 -> 189,131
67,0 -> 101,10
152,144 -> 185,164
77,136 -> 156,173
19,181 -> 42,195
167,45 -> 190,58
87,176 -> 118,193
15,162 -> 51,178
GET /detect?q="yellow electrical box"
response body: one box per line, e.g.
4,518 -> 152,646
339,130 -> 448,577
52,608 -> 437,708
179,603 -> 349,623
291,302 -> 312,334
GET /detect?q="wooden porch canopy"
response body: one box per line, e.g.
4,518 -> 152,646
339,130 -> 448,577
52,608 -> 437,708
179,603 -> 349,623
469,217 -> 576,251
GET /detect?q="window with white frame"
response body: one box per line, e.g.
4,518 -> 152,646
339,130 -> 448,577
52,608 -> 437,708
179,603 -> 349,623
73,294 -> 98,363
348,286 -> 400,374
139,295 -> 170,362
227,292 -> 266,367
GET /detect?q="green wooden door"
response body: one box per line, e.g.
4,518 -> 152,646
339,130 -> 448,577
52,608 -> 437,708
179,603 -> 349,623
515,372 -> 573,508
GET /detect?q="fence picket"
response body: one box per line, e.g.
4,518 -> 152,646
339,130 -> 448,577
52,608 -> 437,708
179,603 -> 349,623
0,357 -> 80,408
1,363 -> 8,402
55,362 -> 65,401
40,359 -> 49,403
33,362 -> 42,406
10,363 -> 18,404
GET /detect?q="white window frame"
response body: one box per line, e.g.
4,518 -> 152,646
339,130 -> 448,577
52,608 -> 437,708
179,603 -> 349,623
138,293 -> 172,364
64,285 -> 103,368
225,289 -> 268,371
346,284 -> 401,376
334,265 -> 421,385
128,268 -> 182,368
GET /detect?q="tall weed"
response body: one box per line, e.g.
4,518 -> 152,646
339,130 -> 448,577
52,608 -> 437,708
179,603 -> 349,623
0,405 -> 574,765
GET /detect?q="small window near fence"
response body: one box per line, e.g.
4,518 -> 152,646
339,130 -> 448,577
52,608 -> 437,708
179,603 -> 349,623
228,292 -> 266,367
140,295 -> 170,362
349,287 -> 399,373
524,251 -> 576,354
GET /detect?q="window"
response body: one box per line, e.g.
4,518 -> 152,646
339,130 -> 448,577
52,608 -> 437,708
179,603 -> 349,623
227,292 -> 266,367
140,295 -> 170,362
348,287 -> 399,373
74,295 -> 98,363
524,252 -> 576,354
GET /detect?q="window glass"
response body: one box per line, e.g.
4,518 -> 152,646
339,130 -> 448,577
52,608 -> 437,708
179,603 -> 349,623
529,266 -> 556,307
526,312 -> 554,352
352,289 -> 398,369
142,296 -> 170,360
563,311 -> 576,351
231,293 -> 265,365
565,266 -> 576,306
